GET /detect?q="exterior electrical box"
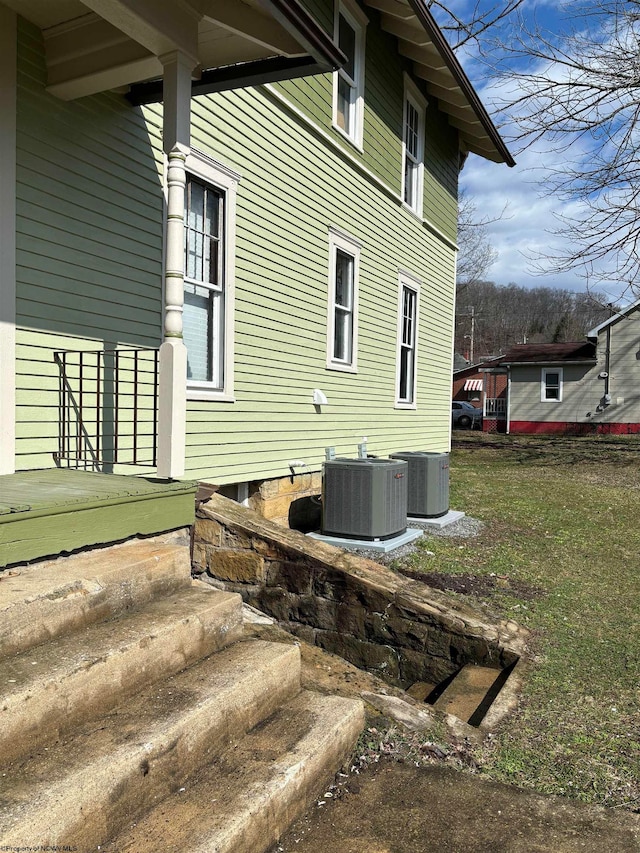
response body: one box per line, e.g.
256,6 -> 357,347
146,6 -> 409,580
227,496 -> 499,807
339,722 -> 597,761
322,457 -> 408,540
389,451 -> 449,518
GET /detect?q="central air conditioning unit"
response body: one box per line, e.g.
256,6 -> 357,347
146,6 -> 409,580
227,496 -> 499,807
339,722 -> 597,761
389,451 -> 449,518
322,457 -> 408,540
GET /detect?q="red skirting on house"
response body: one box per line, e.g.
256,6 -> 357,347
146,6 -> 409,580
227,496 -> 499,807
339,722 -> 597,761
509,421 -> 640,436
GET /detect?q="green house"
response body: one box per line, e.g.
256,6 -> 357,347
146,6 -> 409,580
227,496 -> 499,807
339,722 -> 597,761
0,0 -> 513,562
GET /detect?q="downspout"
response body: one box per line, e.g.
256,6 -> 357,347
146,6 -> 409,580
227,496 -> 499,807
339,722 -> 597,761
604,324 -> 611,399
506,367 -> 512,434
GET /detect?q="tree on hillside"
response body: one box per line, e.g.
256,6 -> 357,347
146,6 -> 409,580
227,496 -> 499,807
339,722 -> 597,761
493,1 -> 640,293
454,281 -> 612,359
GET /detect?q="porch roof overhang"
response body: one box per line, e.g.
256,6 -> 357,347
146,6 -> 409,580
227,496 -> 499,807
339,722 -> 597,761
362,0 -> 514,166
7,0 -> 345,101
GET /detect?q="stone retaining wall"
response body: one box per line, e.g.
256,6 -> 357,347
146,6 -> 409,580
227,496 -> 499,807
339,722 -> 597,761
193,495 -> 527,688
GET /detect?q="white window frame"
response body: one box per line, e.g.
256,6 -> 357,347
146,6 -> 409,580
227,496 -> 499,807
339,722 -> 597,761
395,273 -> 420,408
541,367 -> 563,402
326,228 -> 361,372
402,75 -> 426,217
183,150 -> 239,402
332,0 -> 367,150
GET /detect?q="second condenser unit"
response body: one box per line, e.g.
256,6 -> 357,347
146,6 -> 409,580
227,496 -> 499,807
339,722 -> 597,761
389,451 -> 450,518
322,457 -> 408,540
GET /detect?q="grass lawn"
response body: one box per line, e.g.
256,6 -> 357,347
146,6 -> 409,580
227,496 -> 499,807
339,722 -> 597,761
396,432 -> 640,811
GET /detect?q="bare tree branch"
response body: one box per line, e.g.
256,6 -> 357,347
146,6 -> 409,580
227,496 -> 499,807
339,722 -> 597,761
491,0 -> 640,294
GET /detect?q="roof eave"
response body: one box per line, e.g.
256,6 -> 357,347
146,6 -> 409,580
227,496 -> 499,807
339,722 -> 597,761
404,0 -> 515,167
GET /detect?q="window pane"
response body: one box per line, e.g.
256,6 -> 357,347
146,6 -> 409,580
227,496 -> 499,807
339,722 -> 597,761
404,155 -> 416,207
335,249 -> 353,308
183,284 -> 212,383
189,181 -> 204,232
405,101 -> 419,157
334,307 -> 352,362
337,75 -> 352,133
339,14 -> 356,80
399,346 -> 413,401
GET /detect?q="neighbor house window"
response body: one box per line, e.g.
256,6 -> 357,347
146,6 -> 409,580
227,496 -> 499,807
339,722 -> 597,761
396,275 -> 419,406
402,80 -> 426,214
333,0 -> 367,147
182,152 -> 238,400
327,229 -> 361,371
541,367 -> 563,402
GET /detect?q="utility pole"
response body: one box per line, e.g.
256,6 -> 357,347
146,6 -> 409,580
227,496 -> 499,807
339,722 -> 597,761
466,306 -> 475,364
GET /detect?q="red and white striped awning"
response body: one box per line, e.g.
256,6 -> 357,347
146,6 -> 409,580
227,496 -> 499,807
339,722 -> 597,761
463,379 -> 484,391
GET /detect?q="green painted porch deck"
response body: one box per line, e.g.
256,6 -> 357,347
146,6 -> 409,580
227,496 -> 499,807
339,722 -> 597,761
0,469 -> 197,568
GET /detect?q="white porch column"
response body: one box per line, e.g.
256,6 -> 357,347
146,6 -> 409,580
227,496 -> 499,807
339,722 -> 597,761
157,51 -> 196,479
0,8 -> 17,476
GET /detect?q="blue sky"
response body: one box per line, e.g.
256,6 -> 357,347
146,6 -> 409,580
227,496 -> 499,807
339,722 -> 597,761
433,1 -> 634,306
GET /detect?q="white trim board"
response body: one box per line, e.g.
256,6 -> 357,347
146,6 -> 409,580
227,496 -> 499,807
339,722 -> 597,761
0,7 -> 16,475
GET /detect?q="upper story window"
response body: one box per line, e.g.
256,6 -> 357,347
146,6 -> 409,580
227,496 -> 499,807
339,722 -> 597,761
327,228 -> 361,372
541,367 -> 563,402
402,78 -> 426,215
182,152 -> 239,401
333,0 -> 367,148
396,274 -> 419,406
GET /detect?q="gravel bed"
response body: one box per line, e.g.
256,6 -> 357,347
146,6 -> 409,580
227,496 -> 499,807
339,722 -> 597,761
351,516 -> 484,565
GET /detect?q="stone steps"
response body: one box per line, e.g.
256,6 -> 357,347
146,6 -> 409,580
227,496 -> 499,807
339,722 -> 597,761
0,582 -> 243,764
0,539 -> 191,658
1,537 -> 364,851
433,664 -> 502,724
103,690 -> 365,853
1,640 -> 301,849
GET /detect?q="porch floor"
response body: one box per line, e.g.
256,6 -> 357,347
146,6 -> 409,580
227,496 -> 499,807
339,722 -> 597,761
0,469 -> 197,569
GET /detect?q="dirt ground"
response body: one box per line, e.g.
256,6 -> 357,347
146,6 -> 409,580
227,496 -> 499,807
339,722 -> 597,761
271,761 -> 640,853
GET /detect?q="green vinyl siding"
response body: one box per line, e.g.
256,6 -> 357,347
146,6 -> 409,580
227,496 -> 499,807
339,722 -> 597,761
14,9 -> 460,482
298,0 -> 333,33
14,18 -> 163,470
273,3 -> 459,242
173,84 -> 455,483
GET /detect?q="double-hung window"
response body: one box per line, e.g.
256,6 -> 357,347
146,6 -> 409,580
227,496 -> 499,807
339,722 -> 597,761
396,275 -> 419,406
327,229 -> 360,371
402,79 -> 426,215
182,152 -> 238,400
333,0 -> 366,147
541,367 -> 563,402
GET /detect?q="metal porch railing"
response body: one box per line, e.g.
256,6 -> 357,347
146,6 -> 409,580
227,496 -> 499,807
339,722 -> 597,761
484,397 -> 507,417
54,348 -> 159,471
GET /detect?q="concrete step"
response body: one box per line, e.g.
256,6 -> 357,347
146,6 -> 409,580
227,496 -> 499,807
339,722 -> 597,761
1,640 -> 302,851
103,690 -> 365,853
0,539 -> 192,659
0,582 -> 243,764
433,664 -> 502,724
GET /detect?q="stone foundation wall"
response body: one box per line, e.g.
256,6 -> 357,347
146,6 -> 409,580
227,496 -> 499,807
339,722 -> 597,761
247,472 -> 322,528
193,495 -> 527,689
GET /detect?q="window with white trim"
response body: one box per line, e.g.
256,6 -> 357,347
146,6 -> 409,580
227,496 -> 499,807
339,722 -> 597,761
396,276 -> 419,406
327,230 -> 360,371
333,0 -> 366,147
541,367 -> 563,402
182,152 -> 238,399
402,80 -> 426,215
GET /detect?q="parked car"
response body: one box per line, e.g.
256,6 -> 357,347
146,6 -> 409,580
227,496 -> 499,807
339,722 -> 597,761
452,401 -> 482,429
